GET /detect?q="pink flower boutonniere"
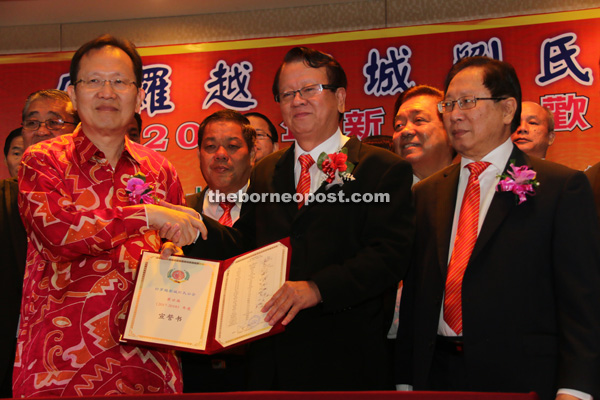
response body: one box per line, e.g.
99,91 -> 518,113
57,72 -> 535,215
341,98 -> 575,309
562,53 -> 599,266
496,163 -> 540,205
126,172 -> 159,205
317,148 -> 355,187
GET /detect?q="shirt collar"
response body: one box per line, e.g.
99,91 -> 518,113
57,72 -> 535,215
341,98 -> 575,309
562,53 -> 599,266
459,137 -> 514,173
74,125 -> 139,166
293,128 -> 350,166
206,182 -> 249,208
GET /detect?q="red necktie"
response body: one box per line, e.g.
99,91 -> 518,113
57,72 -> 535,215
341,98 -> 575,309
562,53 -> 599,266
443,161 -> 490,335
218,201 -> 235,227
297,154 -> 314,209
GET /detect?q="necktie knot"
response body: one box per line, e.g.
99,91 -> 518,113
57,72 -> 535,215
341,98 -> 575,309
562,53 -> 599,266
466,161 -> 491,179
219,201 -> 235,212
218,201 -> 235,227
299,154 -> 315,170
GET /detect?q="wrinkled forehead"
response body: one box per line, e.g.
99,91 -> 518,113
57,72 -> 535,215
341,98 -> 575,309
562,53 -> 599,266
398,94 -> 440,115
24,98 -> 73,121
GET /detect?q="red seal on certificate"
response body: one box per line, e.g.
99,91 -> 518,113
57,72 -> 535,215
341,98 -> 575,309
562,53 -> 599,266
168,269 -> 190,283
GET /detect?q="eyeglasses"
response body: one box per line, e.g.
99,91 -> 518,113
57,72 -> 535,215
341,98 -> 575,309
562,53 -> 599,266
437,96 -> 508,113
22,119 -> 77,131
275,83 -> 337,103
256,132 -> 274,142
74,78 -> 137,92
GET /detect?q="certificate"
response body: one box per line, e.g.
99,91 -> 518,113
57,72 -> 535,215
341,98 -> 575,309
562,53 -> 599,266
122,238 -> 290,354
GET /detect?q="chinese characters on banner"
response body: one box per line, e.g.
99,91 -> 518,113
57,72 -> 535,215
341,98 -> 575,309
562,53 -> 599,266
0,9 -> 599,192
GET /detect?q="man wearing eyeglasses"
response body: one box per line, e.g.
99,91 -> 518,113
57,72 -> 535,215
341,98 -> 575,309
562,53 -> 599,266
21,89 -> 79,148
244,112 -> 279,162
396,56 -> 600,400
13,35 -> 204,397
186,46 -> 414,390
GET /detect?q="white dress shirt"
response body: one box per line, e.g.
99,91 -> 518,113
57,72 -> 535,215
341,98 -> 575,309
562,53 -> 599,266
438,138 -> 513,336
294,129 -> 350,193
202,183 -> 248,225
432,138 -> 590,400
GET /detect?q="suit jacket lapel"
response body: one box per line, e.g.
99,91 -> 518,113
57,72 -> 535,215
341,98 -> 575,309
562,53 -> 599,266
313,136 -> 361,194
296,136 -> 362,218
344,136 -> 361,166
470,146 -> 529,263
436,164 -> 460,275
272,143 -> 298,220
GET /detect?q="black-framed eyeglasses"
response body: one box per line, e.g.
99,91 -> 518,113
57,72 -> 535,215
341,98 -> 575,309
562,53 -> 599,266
437,96 -> 508,113
275,83 -> 338,103
74,78 -> 137,92
22,119 -> 77,131
256,132 -> 274,142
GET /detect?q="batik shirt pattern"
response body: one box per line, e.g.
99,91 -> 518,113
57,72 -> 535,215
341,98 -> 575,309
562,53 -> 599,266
14,128 -> 184,397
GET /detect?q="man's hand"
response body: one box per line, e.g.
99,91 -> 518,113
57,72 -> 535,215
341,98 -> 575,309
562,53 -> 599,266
146,203 -> 206,247
157,199 -> 202,219
160,241 -> 183,259
261,281 -> 322,326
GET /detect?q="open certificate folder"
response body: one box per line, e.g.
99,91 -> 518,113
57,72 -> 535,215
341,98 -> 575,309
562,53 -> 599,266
122,238 -> 291,354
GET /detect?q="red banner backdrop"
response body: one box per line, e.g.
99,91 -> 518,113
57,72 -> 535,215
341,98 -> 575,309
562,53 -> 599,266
1,8 -> 599,193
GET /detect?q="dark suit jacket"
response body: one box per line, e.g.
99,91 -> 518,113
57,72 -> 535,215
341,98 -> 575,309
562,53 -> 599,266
188,137 -> 415,390
396,146 -> 600,400
0,178 -> 27,397
185,188 -> 206,214
585,161 -> 600,220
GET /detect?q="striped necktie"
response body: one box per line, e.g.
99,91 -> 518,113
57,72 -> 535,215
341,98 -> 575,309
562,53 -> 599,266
296,154 -> 314,209
443,161 -> 490,335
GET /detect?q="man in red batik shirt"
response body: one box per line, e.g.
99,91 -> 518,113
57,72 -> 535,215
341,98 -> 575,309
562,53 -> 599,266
13,34 -> 204,397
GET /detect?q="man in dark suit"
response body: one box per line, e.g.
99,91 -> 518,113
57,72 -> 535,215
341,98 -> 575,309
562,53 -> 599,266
0,177 -> 26,397
396,56 -> 600,400
585,162 -> 600,220
186,110 -> 255,226
182,110 -> 255,393
185,46 -> 414,390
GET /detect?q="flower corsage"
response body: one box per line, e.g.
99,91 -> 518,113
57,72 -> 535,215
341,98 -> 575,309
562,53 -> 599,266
317,148 -> 355,188
126,172 -> 159,205
496,162 -> 539,205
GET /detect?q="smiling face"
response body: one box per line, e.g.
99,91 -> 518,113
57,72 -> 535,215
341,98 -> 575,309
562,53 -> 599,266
393,94 -> 453,178
277,61 -> 345,150
21,98 -> 77,149
67,45 -> 144,138
443,66 -> 516,161
511,101 -> 555,158
199,120 -> 255,194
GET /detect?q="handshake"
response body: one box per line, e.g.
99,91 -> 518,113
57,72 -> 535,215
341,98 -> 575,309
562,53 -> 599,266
145,200 -> 207,250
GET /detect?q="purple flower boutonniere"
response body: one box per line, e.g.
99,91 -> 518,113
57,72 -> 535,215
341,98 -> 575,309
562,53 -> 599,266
317,148 -> 355,187
126,172 -> 159,205
496,163 -> 540,205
